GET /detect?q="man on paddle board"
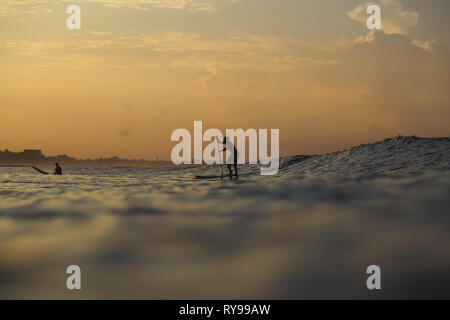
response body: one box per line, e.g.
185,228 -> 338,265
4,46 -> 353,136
222,136 -> 239,179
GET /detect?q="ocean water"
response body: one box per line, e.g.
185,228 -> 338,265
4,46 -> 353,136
0,136 -> 449,299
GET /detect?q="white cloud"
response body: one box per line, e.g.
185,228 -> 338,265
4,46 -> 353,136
348,0 -> 418,35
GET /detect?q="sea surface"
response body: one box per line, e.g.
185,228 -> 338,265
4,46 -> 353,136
0,136 -> 449,299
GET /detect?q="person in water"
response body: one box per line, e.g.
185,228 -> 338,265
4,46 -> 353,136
222,136 -> 239,179
54,162 -> 62,175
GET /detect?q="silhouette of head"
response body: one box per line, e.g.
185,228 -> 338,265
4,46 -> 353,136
55,162 -> 59,167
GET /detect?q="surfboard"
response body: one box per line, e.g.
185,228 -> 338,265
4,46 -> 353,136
32,166 -> 49,175
194,175 -> 223,179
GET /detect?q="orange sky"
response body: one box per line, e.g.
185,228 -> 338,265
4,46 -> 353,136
1,0 -> 449,159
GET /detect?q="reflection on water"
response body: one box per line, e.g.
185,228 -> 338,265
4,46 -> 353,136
0,137 -> 449,299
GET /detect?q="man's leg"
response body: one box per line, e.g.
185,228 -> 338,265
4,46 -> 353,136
227,164 -> 233,179
234,164 -> 238,178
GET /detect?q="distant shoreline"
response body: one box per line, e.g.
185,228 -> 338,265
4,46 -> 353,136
0,163 -> 180,168
0,148 -> 176,168
0,164 -> 28,168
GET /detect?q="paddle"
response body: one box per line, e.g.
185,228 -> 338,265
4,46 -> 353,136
215,136 -> 224,179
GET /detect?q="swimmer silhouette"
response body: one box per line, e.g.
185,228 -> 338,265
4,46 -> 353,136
54,162 -> 62,175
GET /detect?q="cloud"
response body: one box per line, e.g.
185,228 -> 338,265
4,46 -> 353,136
336,31 -> 450,133
89,31 -> 113,36
0,0 -> 241,18
1,21 -> 449,153
82,0 -> 217,11
0,0 -> 50,17
185,31 -> 450,138
348,0 -> 418,35
1,32 -> 333,71
0,5 -> 18,17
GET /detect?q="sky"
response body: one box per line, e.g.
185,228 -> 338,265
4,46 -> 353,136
1,0 -> 449,159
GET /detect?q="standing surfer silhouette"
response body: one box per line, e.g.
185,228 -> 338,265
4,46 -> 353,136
222,136 -> 239,179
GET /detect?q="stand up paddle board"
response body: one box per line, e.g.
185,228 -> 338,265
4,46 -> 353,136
194,175 -> 223,179
32,166 -> 49,175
